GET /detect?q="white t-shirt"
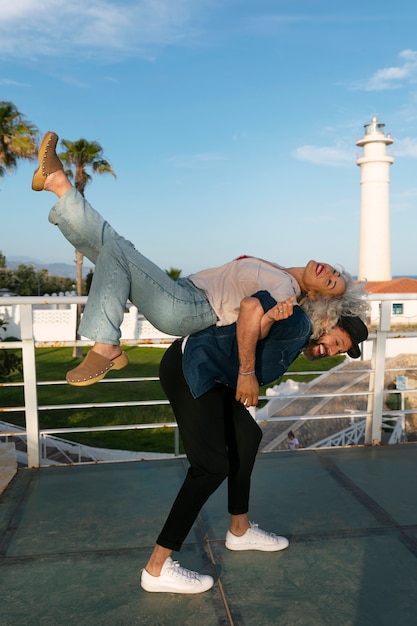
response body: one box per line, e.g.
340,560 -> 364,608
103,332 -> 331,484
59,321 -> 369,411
190,256 -> 301,326
288,437 -> 299,450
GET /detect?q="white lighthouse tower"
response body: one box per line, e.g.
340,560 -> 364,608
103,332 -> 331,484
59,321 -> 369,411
356,117 -> 394,281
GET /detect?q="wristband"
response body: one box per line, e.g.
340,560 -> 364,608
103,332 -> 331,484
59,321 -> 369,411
238,370 -> 256,376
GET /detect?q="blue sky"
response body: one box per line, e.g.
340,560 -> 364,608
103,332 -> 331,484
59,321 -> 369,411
1,0 -> 417,277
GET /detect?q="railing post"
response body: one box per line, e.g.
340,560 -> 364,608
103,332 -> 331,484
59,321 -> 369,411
20,304 -> 40,467
174,427 -> 179,456
366,301 -> 391,445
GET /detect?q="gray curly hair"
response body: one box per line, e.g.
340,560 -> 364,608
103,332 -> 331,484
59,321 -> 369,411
300,268 -> 369,339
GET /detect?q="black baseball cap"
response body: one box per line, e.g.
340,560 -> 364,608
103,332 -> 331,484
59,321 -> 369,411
338,316 -> 368,359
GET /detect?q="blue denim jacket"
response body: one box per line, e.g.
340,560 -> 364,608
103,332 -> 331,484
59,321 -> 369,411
182,291 -> 312,399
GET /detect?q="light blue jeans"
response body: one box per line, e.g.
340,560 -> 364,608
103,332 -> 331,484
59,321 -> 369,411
48,188 -> 218,344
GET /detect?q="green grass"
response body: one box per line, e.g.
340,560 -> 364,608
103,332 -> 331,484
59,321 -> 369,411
2,346 -> 345,453
2,346 -> 178,452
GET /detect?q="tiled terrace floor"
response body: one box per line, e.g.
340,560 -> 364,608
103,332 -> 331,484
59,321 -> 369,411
1,444 -> 417,626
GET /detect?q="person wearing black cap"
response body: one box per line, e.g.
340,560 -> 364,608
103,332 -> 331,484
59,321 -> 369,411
303,314 -> 368,361
338,315 -> 369,358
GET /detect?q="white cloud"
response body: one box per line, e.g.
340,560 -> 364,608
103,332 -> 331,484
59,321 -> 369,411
292,145 -> 353,167
0,0 -> 212,61
354,49 -> 417,91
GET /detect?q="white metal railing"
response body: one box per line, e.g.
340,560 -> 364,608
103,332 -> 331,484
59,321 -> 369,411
306,413 -> 408,448
1,294 -> 417,467
308,419 -> 367,448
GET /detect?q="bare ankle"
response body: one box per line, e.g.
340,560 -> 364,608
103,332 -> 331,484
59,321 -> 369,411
229,514 -> 251,536
145,564 -> 162,577
91,343 -> 121,360
43,170 -> 72,197
145,546 -> 172,576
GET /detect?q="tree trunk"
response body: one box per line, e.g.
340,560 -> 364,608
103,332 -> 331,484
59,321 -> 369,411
72,248 -> 84,358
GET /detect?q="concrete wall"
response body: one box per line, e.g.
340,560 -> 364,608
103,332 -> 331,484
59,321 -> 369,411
0,303 -> 177,342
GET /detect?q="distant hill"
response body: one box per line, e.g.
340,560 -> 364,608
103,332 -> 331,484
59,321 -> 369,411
6,257 -> 93,279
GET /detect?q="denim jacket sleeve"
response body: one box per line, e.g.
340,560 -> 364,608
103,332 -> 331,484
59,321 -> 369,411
182,291 -> 312,399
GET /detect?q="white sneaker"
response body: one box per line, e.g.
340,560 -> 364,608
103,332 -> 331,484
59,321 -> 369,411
225,522 -> 289,552
141,557 -> 214,594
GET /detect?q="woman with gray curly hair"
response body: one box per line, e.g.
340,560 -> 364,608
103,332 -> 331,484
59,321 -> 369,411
301,276 -> 369,340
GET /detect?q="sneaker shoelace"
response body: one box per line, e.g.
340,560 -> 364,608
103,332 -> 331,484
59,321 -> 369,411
249,522 -> 278,541
167,561 -> 201,583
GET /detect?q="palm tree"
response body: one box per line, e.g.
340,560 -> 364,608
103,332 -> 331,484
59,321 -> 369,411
59,138 -> 116,356
165,267 -> 182,281
0,101 -> 38,179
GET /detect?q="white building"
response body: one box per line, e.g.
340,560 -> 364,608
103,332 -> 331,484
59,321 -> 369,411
365,278 -> 417,328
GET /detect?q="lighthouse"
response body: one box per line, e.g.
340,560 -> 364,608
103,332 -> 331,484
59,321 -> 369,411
356,117 -> 394,281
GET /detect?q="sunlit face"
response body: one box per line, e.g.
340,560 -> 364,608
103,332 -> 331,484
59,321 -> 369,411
303,261 -> 346,298
303,327 -> 353,361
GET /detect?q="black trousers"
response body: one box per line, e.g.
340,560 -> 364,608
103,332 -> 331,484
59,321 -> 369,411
156,340 -> 263,551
